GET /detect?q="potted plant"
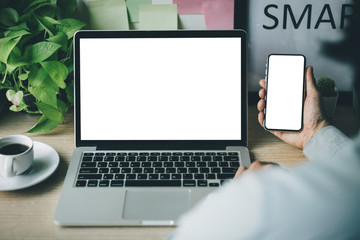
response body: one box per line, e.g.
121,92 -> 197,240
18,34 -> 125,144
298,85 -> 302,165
317,77 -> 338,118
0,0 -> 86,132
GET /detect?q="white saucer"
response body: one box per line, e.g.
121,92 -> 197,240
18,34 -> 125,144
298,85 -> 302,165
0,141 -> 59,191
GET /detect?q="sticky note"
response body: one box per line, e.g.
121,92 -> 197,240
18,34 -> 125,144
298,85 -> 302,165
139,4 -> 178,30
126,0 -> 152,23
88,0 -> 129,30
173,0 -> 203,14
203,0 -> 234,30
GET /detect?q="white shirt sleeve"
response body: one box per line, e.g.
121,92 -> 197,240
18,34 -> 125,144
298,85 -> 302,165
170,127 -> 360,240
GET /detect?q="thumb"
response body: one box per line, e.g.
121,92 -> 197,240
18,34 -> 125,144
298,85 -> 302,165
306,66 -> 319,97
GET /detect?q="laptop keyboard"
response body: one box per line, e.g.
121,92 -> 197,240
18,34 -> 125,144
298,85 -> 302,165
75,152 -> 241,188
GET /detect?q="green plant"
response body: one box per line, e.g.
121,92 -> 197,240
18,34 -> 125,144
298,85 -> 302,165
0,0 -> 86,132
317,77 -> 338,97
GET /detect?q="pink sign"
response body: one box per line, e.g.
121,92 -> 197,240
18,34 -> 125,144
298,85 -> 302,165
173,0 -> 203,14
203,0 -> 234,29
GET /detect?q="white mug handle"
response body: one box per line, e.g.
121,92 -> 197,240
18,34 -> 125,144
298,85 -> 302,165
4,156 -> 15,177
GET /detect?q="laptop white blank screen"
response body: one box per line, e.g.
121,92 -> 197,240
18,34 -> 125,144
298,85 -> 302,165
80,38 -> 241,140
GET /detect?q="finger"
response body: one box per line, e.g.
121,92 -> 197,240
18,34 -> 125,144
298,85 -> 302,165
306,66 -> 319,97
258,88 -> 265,99
258,111 -> 264,126
259,79 -> 266,88
234,166 -> 248,178
257,99 -> 265,111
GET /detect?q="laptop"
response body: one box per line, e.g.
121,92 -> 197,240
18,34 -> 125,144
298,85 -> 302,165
54,30 -> 250,226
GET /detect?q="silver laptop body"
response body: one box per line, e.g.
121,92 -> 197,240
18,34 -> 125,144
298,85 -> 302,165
54,30 -> 250,226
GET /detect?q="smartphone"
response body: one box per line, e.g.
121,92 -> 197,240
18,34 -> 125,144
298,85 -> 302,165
263,54 -> 306,132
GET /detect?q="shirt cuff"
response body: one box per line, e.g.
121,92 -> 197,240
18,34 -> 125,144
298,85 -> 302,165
303,125 -> 351,161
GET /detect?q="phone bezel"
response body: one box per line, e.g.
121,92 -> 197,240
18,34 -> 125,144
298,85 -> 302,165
263,54 -> 306,132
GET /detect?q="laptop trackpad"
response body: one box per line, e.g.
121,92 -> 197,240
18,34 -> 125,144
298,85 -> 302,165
123,189 -> 191,221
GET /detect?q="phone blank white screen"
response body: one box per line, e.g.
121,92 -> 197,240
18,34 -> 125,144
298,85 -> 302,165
80,38 -> 241,140
265,55 -> 304,131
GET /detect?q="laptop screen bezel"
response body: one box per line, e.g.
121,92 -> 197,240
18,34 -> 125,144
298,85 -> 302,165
74,30 -> 248,150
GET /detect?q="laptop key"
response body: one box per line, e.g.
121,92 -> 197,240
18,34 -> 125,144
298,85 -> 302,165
166,168 -> 176,173
188,168 -> 198,173
110,168 -> 120,173
183,180 -> 196,187
97,162 -> 107,167
137,174 -> 148,179
76,180 -> 87,187
99,168 -> 109,174
130,162 -> 140,167
153,162 -> 162,167
138,156 -> 147,161
106,152 -> 116,156
81,162 -> 96,168
126,156 -> 136,161
126,174 -> 136,179
128,152 -> 138,156
119,162 -> 129,167
160,174 -> 170,179
149,156 -> 158,162
155,168 -> 165,173
175,162 -> 184,167
202,156 -> 212,161
94,156 -> 104,161
214,156 -> 222,161
115,174 -> 125,179
125,180 -> 181,187
206,173 -> 216,179
79,168 -> 97,174
208,162 -> 217,167
197,162 -> 206,167
219,162 -> 229,167
132,168 -> 142,173
87,180 -> 98,187
217,174 -> 235,179
150,152 -> 160,156
194,174 -> 204,179
177,168 -> 187,173
164,162 -> 173,167
200,168 -> 210,173
144,168 -> 154,173
228,152 -> 239,156
224,156 -> 239,161
103,174 -> 114,180
222,168 -> 238,173
159,156 -> 169,161
99,180 -> 110,187
115,156 -> 125,161
111,180 -> 124,187
184,152 -> 194,156
109,162 -> 119,167
82,156 -> 93,162
121,168 -> 131,173
171,174 -> 181,180
78,174 -> 102,180
171,156 -> 180,161
95,153 -> 105,156
211,167 -> 221,173
217,152 -> 227,156
206,152 -> 216,156
142,162 -> 151,167
197,180 -> 208,187
149,174 -> 159,179
139,152 -> 149,156
183,174 -> 193,179
195,152 -> 205,156
84,152 -> 94,156
230,162 -> 240,167
104,156 -> 114,162
186,162 -> 195,167
192,156 -> 201,161
181,156 -> 191,161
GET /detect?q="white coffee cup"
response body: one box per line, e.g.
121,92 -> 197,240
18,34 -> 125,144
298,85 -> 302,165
0,135 -> 34,178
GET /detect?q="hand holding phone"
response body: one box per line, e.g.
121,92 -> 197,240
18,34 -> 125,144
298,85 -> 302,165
263,54 -> 306,132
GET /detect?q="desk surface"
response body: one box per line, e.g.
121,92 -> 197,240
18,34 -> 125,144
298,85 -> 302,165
0,104 -> 358,240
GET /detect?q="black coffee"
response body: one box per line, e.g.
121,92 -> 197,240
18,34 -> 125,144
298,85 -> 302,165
0,144 -> 29,155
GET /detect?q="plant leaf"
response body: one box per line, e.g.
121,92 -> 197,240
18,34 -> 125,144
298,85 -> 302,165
8,22 -> 29,31
44,16 -> 61,25
18,73 -> 29,81
28,64 -> 59,92
24,41 -> 61,63
29,86 -> 58,108
56,18 -> 86,39
13,91 -> 24,106
9,102 -> 27,112
26,115 -> 58,133
47,31 -> 68,51
34,14 -> 56,36
57,0 -> 77,17
7,47 -> 30,73
57,99 -> 69,113
5,30 -> 30,38
35,102 -> 64,123
6,89 -> 15,102
0,8 -> 19,27
40,61 -> 68,89
0,36 -> 21,63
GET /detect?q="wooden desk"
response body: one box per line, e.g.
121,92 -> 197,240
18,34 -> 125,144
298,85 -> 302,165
0,104 -> 358,240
